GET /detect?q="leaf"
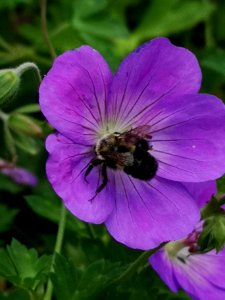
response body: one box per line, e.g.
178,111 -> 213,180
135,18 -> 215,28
13,133 -> 39,155
0,239 -> 51,290
72,0 -> 128,39
0,174 -> 23,193
13,104 -> 40,114
200,48 -> 225,76
0,289 -> 31,300
8,114 -> 42,137
199,214 -> 225,252
217,175 -> 225,193
0,204 -> 18,233
0,0 -> 31,10
51,255 -> 125,300
76,259 -> 124,299
25,183 -> 88,237
123,0 -> 215,52
51,254 -> 80,300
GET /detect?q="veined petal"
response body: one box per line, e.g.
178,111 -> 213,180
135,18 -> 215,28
107,37 -> 201,130
148,250 -> 179,292
150,241 -> 225,300
105,175 -> 199,250
46,133 -> 114,223
39,46 -> 112,143
183,181 -> 217,208
148,94 -> 225,182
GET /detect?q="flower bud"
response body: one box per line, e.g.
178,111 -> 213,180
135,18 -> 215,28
8,113 -> 43,137
0,62 -> 41,106
0,69 -> 20,105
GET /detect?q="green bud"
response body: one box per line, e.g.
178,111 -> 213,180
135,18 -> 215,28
198,214 -> 225,252
0,69 -> 20,105
0,62 -> 41,106
8,113 -> 43,137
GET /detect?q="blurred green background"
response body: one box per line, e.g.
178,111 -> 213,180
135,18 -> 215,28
0,0 -> 225,299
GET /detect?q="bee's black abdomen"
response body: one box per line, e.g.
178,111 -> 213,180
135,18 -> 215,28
136,139 -> 149,151
124,152 -> 158,180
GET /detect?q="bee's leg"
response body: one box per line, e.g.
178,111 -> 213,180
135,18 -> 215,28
84,158 -> 103,182
96,163 -> 108,194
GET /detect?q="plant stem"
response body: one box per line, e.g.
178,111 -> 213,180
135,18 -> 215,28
111,242 -> 166,285
40,0 -> 57,59
204,0 -> 215,48
44,204 -> 67,300
16,62 -> 42,83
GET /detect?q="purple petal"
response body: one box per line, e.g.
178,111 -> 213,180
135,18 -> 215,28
148,249 -> 179,292
0,160 -> 37,187
107,37 -> 201,129
183,181 -> 217,208
39,46 -> 112,143
105,175 -> 199,250
46,133 -> 114,223
150,248 -> 225,300
148,94 -> 225,182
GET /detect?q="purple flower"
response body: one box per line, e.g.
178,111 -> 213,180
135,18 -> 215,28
149,181 -> 225,300
39,37 -> 225,250
0,159 -> 37,187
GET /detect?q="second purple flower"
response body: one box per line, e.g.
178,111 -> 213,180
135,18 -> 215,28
39,37 -> 225,250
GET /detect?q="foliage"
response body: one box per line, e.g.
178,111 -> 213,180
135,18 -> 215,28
0,0 -> 225,299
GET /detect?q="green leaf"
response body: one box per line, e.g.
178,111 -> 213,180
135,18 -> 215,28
0,239 -> 51,290
76,259 -> 123,299
8,114 -> 42,137
200,48 -> 225,76
13,104 -> 40,114
0,0 -> 31,10
0,289 -> 31,300
121,0 -> 215,53
25,185 -> 88,237
0,204 -> 18,233
51,254 -> 80,300
13,133 -> 39,155
199,214 -> 225,252
52,255 -> 124,300
217,175 -> 225,193
137,0 -> 214,37
0,174 -> 23,193
72,0 -> 128,39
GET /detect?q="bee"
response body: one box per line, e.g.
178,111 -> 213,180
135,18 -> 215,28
85,125 -> 158,195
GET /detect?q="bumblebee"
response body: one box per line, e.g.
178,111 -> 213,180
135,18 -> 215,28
85,125 -> 158,195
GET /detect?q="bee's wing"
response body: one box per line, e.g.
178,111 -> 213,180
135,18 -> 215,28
129,125 -> 151,138
107,152 -> 134,167
120,125 -> 151,144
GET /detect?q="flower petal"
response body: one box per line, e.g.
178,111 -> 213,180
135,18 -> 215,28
173,255 -> 225,300
148,250 -> 179,292
46,133 -> 114,223
149,94 -> 225,182
39,46 -> 112,143
150,249 -> 225,300
107,37 -> 201,129
183,181 -> 217,208
189,253 -> 225,289
105,175 -> 199,250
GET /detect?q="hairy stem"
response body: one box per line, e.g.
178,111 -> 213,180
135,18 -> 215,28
112,242 -> 166,285
16,62 -> 42,83
40,0 -> 57,59
44,204 -> 67,300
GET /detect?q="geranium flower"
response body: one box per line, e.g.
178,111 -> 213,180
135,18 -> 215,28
150,230 -> 225,300
0,159 -> 37,187
39,37 -> 225,250
149,181 -> 225,300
